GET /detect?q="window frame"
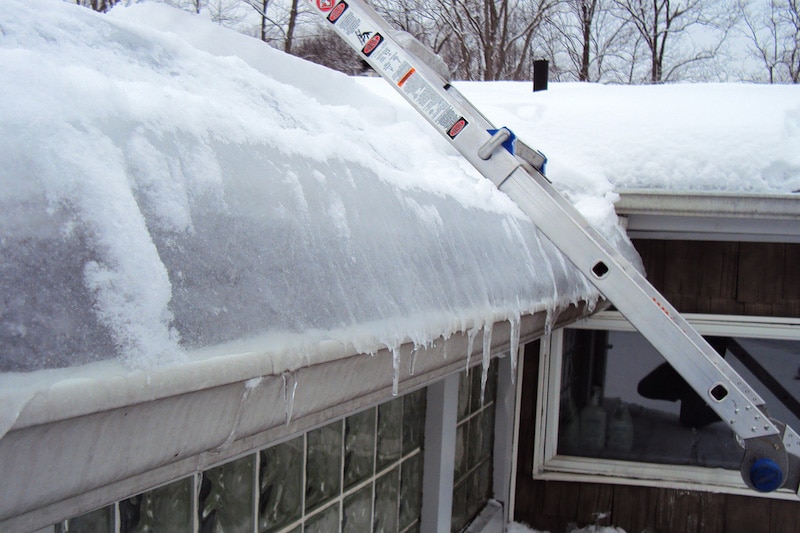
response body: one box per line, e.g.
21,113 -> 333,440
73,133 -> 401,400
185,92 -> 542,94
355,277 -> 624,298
533,310 -> 800,499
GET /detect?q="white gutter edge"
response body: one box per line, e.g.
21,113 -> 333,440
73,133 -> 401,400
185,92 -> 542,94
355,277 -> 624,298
616,189 -> 800,220
1,307 -> 553,436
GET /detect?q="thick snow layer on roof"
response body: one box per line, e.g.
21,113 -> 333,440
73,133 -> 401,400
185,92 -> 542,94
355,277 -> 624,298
464,82 -> 800,194
1,0 -> 614,374
357,81 -> 800,195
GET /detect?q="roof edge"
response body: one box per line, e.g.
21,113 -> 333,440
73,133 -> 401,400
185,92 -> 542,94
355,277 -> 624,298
616,189 -> 800,220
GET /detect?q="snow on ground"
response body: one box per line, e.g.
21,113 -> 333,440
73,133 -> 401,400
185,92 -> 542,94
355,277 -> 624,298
1,0 -> 798,381
507,521 -> 627,533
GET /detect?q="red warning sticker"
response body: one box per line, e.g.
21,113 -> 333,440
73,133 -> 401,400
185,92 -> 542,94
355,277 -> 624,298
362,33 -> 383,56
327,1 -> 348,22
397,68 -> 415,87
448,117 -> 468,139
317,0 -> 334,11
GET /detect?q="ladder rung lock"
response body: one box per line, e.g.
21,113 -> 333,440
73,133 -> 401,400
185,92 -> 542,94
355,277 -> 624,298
710,384 -> 729,402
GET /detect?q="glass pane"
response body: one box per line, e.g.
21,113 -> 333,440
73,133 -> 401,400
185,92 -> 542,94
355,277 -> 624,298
399,454 -> 423,530
404,522 -> 421,533
119,477 -> 193,533
342,484 -> 372,533
58,506 -> 114,533
484,358 -> 498,406
457,370 -> 471,422
557,328 -> 751,468
453,422 -> 468,482
200,454 -> 255,533
402,388 -> 426,455
467,459 -> 492,517
450,479 -> 469,533
468,408 -> 495,468
470,366 -> 483,413
306,421 -> 343,512
372,467 -> 399,533
260,436 -> 303,532
304,502 -> 339,533
376,397 -> 402,471
344,408 -> 375,490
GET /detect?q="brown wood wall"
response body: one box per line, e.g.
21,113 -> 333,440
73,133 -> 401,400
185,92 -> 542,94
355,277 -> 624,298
633,240 -> 800,317
513,240 -> 800,533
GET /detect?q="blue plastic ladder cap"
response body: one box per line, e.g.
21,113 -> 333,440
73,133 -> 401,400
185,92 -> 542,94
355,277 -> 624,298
750,458 -> 784,492
487,128 -> 516,155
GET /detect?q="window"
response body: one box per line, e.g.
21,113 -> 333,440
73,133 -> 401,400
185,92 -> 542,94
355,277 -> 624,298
55,387 -> 427,533
452,359 -> 498,532
535,311 -> 800,494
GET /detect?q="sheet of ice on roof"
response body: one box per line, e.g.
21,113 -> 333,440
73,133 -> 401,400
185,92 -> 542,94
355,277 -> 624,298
0,0 -> 616,372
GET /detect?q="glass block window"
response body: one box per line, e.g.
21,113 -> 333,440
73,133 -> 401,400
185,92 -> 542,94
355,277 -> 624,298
55,387 -> 426,533
201,453 -> 255,532
451,360 -> 498,532
119,476 -> 193,533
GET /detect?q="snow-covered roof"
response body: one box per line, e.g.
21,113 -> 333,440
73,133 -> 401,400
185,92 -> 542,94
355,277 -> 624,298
2,0 -> 798,381
0,0 -> 606,377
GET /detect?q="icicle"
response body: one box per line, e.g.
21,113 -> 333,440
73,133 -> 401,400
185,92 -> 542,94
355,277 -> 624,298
465,326 -> 479,371
391,346 -> 401,396
408,347 -> 417,376
218,380 -> 258,449
509,315 -> 520,384
480,322 -> 493,406
282,372 -> 298,426
544,305 -> 562,337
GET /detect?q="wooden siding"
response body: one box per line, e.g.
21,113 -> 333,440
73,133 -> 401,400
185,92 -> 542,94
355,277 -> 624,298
513,240 -> 800,532
634,240 -> 800,317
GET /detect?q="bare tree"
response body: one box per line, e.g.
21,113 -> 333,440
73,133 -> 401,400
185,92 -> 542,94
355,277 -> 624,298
739,0 -> 800,83
783,0 -> 800,81
613,0 -> 735,83
294,31 -> 369,74
372,0 -> 452,56
545,0 -> 634,81
242,0 -> 304,51
432,0 -> 556,81
74,0 -> 120,12
207,0 -> 246,26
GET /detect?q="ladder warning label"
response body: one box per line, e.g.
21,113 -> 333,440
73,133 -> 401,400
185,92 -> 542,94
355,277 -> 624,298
317,0 -> 334,11
397,68 -> 415,87
447,117 -> 468,138
362,33 -> 383,56
327,1 -> 348,22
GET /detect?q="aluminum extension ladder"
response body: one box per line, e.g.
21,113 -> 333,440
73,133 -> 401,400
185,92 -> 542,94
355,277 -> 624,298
307,0 -> 800,494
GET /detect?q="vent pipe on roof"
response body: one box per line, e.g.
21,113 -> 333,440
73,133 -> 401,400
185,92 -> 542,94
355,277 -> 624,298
533,59 -> 548,92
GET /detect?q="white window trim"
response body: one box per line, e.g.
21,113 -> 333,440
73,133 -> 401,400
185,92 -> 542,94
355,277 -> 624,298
533,310 -> 800,500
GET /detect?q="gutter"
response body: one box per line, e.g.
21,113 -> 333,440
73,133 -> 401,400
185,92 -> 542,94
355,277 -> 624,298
616,190 -> 800,242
